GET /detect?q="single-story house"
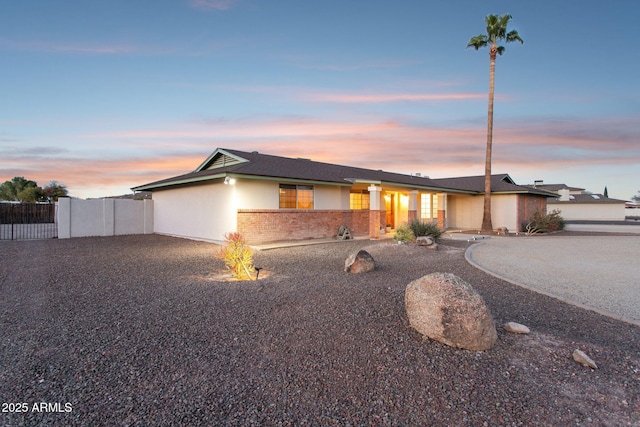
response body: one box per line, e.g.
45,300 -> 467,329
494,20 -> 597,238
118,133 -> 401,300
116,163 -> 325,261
525,182 -> 627,221
132,148 -> 552,244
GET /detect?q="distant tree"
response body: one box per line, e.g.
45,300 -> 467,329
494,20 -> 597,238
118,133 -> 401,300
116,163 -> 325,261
467,14 -> 523,232
17,186 -> 46,203
0,177 -> 39,201
633,191 -> 640,202
603,186 -> 609,198
0,177 -> 67,202
43,181 -> 69,202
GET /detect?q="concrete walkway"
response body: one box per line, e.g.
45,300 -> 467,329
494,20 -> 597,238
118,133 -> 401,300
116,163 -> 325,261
466,235 -> 640,326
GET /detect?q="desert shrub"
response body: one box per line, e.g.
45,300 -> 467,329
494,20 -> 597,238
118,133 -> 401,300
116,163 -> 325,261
393,223 -> 414,243
408,219 -> 443,241
216,232 -> 255,280
524,209 -> 565,234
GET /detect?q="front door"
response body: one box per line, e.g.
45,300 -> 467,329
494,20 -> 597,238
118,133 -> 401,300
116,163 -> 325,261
385,193 -> 395,228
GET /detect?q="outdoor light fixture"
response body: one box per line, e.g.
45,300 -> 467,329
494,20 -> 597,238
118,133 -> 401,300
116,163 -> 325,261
224,177 -> 236,185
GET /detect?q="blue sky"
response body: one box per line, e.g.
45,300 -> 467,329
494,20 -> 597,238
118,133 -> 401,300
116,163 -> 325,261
1,0 -> 638,200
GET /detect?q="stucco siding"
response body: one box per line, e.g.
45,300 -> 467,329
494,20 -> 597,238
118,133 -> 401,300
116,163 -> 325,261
549,202 -> 626,221
235,180 -> 279,209
447,194 -> 520,230
153,182 -> 235,242
491,195 -> 519,231
447,195 -> 483,229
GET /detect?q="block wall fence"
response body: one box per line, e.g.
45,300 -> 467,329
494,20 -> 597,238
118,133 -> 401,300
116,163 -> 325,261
57,198 -> 153,239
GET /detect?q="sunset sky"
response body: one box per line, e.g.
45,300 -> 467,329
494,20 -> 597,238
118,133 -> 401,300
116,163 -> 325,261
1,0 -> 639,200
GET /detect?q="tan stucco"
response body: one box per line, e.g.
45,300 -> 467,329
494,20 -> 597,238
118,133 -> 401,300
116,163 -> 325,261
446,194 -> 520,231
549,202 -> 626,221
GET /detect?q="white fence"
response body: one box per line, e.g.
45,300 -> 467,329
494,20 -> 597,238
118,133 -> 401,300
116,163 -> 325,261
57,198 -> 153,239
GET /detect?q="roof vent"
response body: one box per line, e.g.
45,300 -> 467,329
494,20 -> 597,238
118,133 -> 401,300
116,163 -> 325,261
533,180 -> 543,188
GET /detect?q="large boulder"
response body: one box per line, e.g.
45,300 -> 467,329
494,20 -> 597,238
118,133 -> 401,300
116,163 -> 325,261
405,273 -> 497,350
344,250 -> 375,273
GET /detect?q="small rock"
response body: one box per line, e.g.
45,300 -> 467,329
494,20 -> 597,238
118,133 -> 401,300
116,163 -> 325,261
503,322 -> 530,334
572,349 -> 598,369
416,236 -> 435,246
344,250 -> 375,273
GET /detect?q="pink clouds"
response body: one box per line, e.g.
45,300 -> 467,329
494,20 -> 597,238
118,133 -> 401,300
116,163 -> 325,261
4,113 -> 638,199
306,92 -> 488,103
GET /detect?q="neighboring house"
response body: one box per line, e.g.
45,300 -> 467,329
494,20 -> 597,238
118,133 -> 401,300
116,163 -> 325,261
430,174 -> 557,232
132,148 -> 551,244
626,202 -> 640,220
526,182 -> 627,221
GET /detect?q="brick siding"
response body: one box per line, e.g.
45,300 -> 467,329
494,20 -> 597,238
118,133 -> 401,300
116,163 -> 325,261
237,209 -> 370,244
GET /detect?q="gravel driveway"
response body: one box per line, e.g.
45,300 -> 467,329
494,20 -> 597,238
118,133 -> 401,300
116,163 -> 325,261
467,235 -> 640,326
1,235 -> 638,426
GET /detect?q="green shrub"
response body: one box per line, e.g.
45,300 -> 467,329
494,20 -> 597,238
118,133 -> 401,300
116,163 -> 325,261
216,232 -> 255,280
408,219 -> 443,241
524,209 -> 565,234
393,223 -> 414,243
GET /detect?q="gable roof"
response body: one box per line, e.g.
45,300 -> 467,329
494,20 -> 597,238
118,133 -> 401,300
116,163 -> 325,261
132,148 -> 552,197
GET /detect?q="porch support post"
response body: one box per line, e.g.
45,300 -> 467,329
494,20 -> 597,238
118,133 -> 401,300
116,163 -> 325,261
368,185 -> 382,239
437,193 -> 447,229
408,190 -> 418,222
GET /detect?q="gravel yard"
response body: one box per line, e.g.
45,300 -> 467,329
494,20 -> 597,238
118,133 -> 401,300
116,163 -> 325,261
1,234 -> 638,426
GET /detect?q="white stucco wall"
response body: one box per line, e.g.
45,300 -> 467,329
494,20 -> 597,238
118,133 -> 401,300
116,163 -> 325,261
152,179 -> 348,242
447,195 -> 482,230
231,179 -> 347,210
549,202 -> 626,221
153,182 -> 235,243
235,180 -> 279,209
491,195 -> 519,230
446,194 -> 519,230
314,185 -> 350,210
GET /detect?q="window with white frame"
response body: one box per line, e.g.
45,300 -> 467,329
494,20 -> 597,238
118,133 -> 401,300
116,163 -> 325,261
420,194 -> 438,219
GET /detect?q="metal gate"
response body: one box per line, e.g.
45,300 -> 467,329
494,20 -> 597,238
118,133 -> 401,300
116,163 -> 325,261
0,203 -> 58,240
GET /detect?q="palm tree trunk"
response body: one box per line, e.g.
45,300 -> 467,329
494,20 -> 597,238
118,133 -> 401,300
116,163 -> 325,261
481,47 -> 497,232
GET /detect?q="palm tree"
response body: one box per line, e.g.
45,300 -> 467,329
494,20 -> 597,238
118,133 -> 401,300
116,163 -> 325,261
467,14 -> 523,232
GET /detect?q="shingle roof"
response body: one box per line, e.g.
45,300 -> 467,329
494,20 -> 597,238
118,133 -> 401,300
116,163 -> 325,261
132,148 -> 553,197
430,174 -> 555,196
523,183 -> 585,192
548,194 -> 628,204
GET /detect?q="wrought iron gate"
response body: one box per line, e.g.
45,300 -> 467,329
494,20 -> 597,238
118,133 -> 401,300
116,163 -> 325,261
0,203 -> 58,240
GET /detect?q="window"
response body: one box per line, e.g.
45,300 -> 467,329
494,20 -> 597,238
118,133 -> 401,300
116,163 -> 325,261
350,191 -> 370,210
279,184 -> 314,209
421,194 -> 438,219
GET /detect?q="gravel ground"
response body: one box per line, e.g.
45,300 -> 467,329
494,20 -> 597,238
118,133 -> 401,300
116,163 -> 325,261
0,234 -> 638,426
467,236 -> 640,326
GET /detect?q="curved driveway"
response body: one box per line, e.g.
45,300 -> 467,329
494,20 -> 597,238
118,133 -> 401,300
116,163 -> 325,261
466,235 -> 640,326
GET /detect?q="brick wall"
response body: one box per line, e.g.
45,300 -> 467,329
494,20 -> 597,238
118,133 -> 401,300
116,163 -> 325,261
237,209 -> 370,244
